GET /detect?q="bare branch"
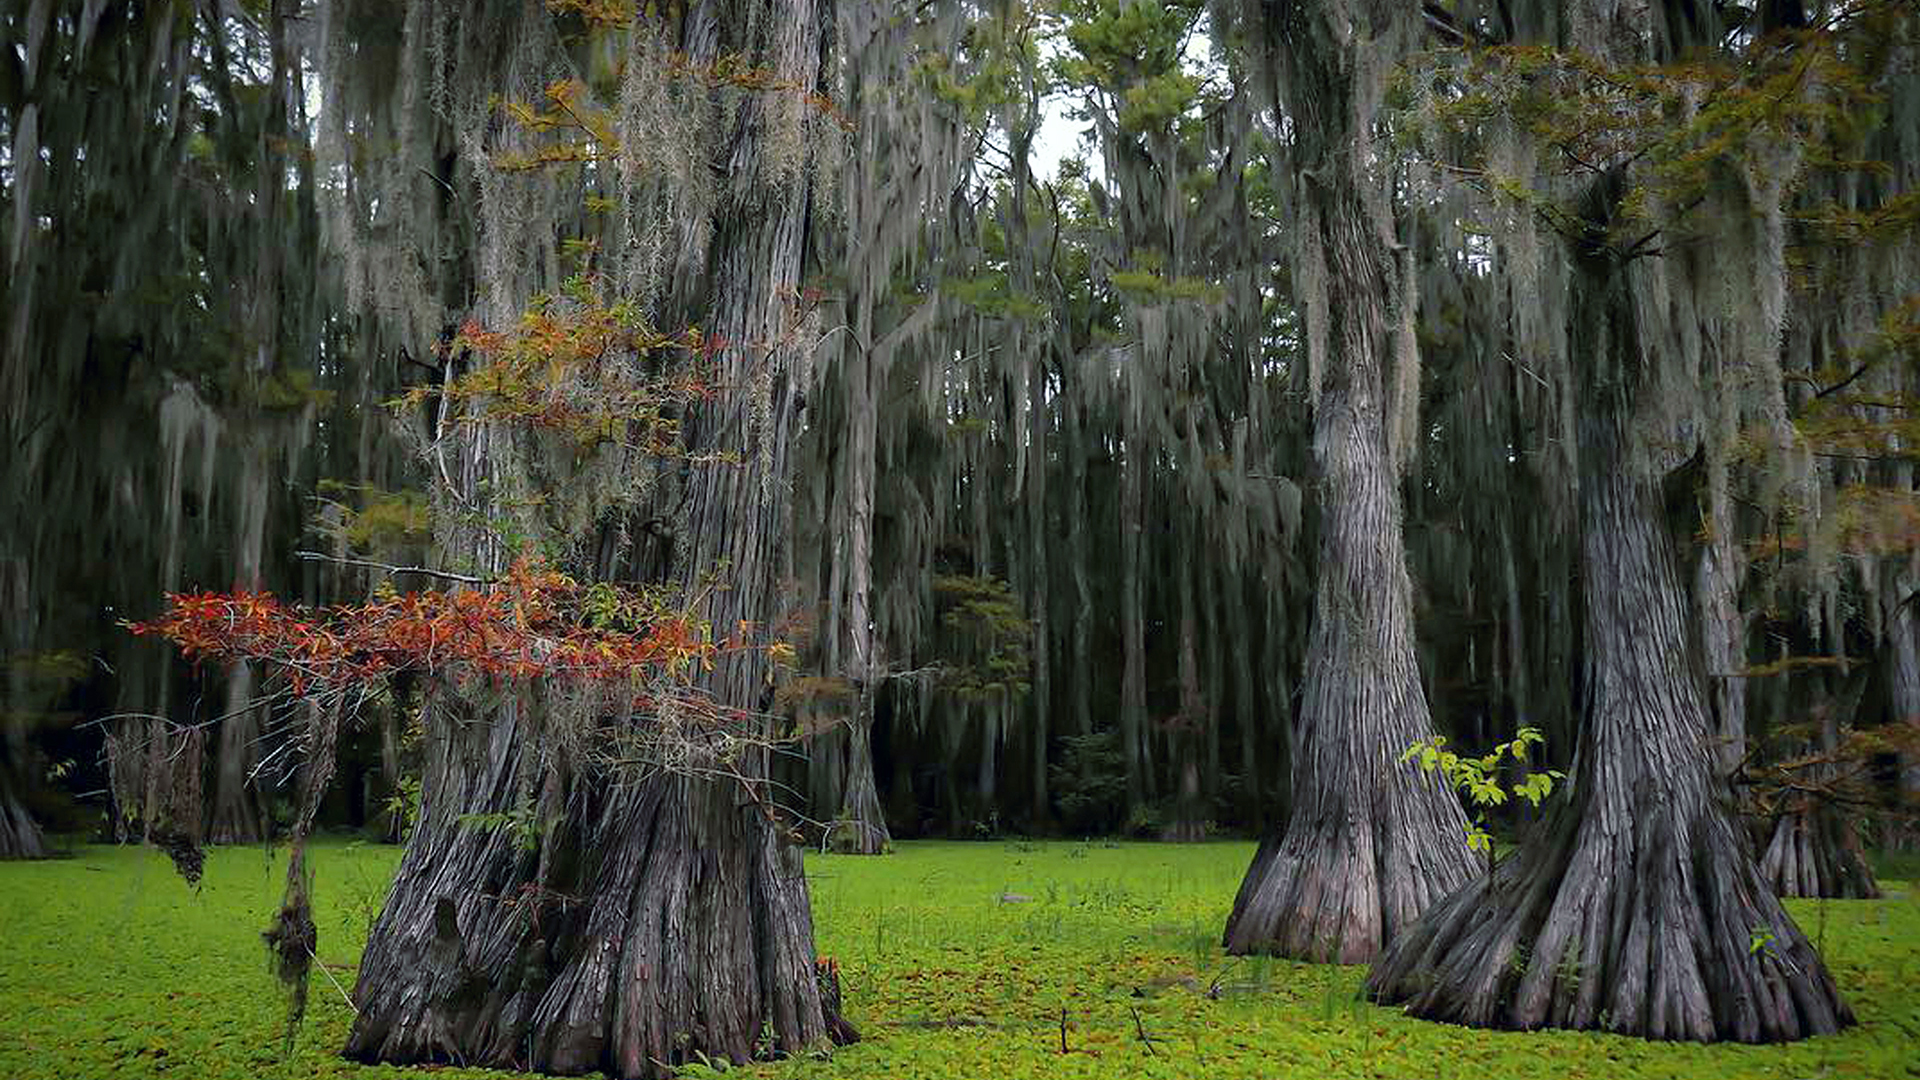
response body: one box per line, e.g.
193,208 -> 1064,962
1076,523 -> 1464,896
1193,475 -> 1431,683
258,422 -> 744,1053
294,550 -> 490,585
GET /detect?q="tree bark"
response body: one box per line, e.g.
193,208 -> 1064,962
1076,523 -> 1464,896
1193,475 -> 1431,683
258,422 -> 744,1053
1223,0 -> 1475,962
208,660 -> 267,843
1023,352 -> 1051,828
1231,574 -> 1261,824
1694,509 -> 1748,778
209,459 -> 269,844
346,691 -> 848,1077
1368,176 -> 1854,1039
1003,89 -> 1052,830
346,5 -> 853,1075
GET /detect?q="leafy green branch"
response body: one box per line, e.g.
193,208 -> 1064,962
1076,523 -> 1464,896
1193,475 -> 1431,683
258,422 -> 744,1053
1402,726 -> 1564,870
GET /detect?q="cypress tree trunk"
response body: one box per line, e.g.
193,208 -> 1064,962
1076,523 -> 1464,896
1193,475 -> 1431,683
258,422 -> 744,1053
1231,577 -> 1261,824
1694,517 -> 1748,776
1223,0 -> 1475,962
208,660 -> 267,843
1023,351 -> 1051,828
1165,551 -> 1206,842
1891,573 -> 1920,848
0,629 -> 41,857
1758,707 -> 1879,899
0,782 -> 40,858
1759,805 -> 1880,900
1003,101 -> 1052,830
1065,391 -> 1095,746
377,694 -> 406,842
346,5 -> 853,1074
346,694 -> 848,1077
1367,173 -> 1854,1039
831,271 -> 890,855
832,694 -> 889,854
210,458 -> 270,843
1,558 -> 45,859
1120,435 -> 1148,815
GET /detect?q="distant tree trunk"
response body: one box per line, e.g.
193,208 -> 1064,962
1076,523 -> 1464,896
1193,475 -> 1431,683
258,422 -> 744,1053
831,279 -> 890,855
346,6 -> 852,1074
1024,353 -> 1051,828
1230,579 -> 1260,824
1002,98 -> 1052,830
210,455 -> 270,843
208,661 -> 267,843
0,708 -> 41,859
1223,0 -> 1475,962
1065,392 -> 1095,747
1695,503 -> 1748,777
1,557 -> 45,859
0,780 -> 40,858
1758,690 -> 1879,899
375,687 -> 407,842
1891,569 -> 1920,849
833,693 -> 889,853
976,703 -> 998,825
1368,172 -> 1854,1040
1760,805 -> 1880,899
1165,553 -> 1206,842
1120,435 -> 1148,816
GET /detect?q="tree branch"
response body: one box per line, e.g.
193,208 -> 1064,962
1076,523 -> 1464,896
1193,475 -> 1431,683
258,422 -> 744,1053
294,550 -> 490,584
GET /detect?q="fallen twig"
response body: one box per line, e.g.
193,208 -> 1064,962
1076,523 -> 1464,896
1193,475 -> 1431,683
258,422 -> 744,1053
1129,1005 -> 1159,1056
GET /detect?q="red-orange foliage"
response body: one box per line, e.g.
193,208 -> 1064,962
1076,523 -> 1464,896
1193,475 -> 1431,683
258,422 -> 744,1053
128,559 -> 719,696
399,274 -> 728,453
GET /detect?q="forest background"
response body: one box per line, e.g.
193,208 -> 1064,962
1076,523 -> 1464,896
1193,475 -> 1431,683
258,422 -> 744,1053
2,0 -> 1919,1072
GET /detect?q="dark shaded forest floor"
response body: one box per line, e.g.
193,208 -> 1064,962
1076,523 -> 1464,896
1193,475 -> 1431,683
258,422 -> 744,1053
0,839 -> 1914,1079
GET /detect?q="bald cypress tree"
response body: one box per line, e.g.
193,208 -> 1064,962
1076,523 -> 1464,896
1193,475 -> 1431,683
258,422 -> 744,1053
1218,0 -> 1477,962
1364,0 -> 1907,1039
74,2 -> 863,1074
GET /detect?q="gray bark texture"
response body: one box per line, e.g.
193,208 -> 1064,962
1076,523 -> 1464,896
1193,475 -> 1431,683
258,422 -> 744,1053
1367,172 -> 1854,1040
1223,0 -> 1476,963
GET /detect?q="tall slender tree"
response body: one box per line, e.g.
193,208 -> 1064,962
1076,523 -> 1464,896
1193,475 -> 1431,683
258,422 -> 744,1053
1220,0 -> 1476,961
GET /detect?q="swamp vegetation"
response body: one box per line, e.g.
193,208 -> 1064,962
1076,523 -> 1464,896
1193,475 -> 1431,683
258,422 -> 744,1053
2,0 -> 1919,1077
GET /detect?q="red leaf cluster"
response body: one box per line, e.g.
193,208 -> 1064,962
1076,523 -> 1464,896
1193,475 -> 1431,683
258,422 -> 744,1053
127,560 -> 715,695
